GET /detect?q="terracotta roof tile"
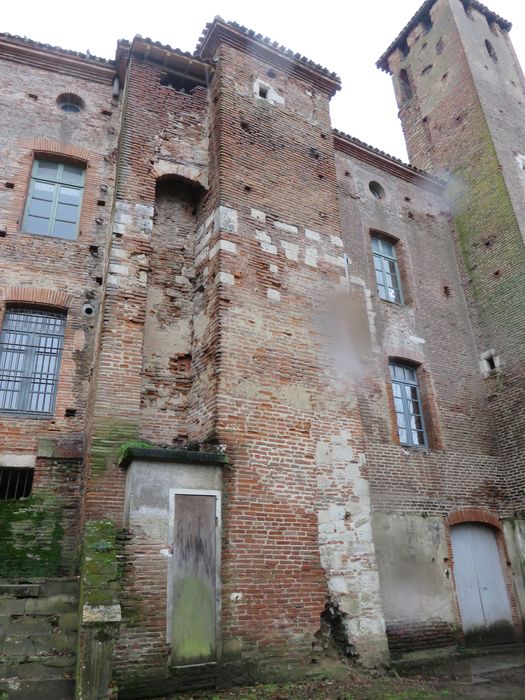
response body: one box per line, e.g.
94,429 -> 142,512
195,16 -> 340,82
377,0 -> 511,72
0,31 -> 115,65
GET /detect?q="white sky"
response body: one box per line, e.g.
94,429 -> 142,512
4,1 -> 525,161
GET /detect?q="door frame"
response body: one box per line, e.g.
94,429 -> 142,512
447,509 -> 521,644
167,488 -> 222,667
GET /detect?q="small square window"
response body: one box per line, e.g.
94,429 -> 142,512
0,467 -> 34,500
23,159 -> 85,239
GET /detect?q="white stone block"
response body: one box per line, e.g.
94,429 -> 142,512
329,576 -> 349,594
255,230 -> 271,243
109,263 -> 128,275
305,228 -> 321,241
251,208 -> 266,222
267,288 -> 281,302
262,242 -> 277,254
305,246 -> 318,267
330,235 -> 344,247
83,604 -> 121,623
324,254 -> 346,267
281,241 -> 299,261
217,272 -> 235,286
0,453 -> 36,468
195,248 -> 209,266
209,240 -> 237,258
274,221 -> 298,234
214,206 -> 238,233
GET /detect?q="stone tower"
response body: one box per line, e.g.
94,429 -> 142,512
379,0 -> 525,509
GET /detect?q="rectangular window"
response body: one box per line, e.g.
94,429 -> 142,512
372,235 -> 403,303
0,307 -> 66,415
390,362 -> 427,447
0,467 -> 34,500
23,160 -> 85,239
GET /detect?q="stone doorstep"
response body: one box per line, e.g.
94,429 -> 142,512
0,656 -> 75,679
395,644 -> 525,679
2,631 -> 77,655
0,678 -> 75,700
0,584 -> 41,598
0,596 -> 77,616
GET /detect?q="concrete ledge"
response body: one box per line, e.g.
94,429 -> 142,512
118,447 -> 228,469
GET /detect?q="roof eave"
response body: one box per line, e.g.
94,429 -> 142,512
196,19 -> 341,96
0,33 -> 116,83
377,0 -> 512,73
333,129 -> 445,191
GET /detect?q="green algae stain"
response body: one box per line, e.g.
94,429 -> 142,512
172,575 -> 215,664
0,493 -> 64,578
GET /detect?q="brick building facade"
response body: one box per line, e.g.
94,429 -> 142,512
1,1 -> 525,698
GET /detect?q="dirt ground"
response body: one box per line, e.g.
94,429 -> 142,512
156,647 -> 525,700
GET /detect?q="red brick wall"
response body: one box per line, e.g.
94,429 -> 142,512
387,0 -> 525,511
0,48 -> 120,573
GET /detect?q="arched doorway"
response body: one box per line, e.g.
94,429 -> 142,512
451,523 -> 515,645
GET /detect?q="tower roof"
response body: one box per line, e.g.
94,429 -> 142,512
195,17 -> 341,96
376,0 -> 511,73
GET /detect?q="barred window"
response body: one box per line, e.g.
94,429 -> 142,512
390,362 -> 427,447
22,159 -> 85,239
372,235 -> 403,304
0,467 -> 34,500
0,307 -> 66,415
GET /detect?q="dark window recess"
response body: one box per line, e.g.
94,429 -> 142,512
486,356 -> 496,371
0,467 -> 34,500
56,93 -> 85,113
369,181 -> 385,199
160,72 -> 203,93
485,39 -> 498,64
258,85 -> 269,99
399,69 -> 413,102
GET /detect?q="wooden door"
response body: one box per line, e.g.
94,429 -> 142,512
171,493 -> 218,665
451,523 -> 515,644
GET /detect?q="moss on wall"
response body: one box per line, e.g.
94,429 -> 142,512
90,420 -> 140,475
0,493 -> 64,578
451,128 -> 525,350
81,520 -> 119,607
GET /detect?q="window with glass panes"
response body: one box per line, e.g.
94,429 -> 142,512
22,160 -> 85,239
0,308 -> 66,415
372,236 -> 403,303
389,362 -> 427,447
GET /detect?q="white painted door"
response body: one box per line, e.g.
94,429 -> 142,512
451,523 -> 514,644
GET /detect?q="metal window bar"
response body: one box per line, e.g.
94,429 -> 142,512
0,467 -> 34,500
0,308 -> 66,415
390,363 -> 428,447
372,236 -> 404,304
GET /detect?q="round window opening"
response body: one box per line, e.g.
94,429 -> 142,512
56,93 -> 85,113
369,181 -> 385,199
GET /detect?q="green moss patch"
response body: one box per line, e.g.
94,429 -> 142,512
0,493 -> 64,578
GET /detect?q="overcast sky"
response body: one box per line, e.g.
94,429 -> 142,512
4,1 -> 525,161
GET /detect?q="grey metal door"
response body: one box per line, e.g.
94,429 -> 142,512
451,523 -> 514,644
172,493 -> 217,665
